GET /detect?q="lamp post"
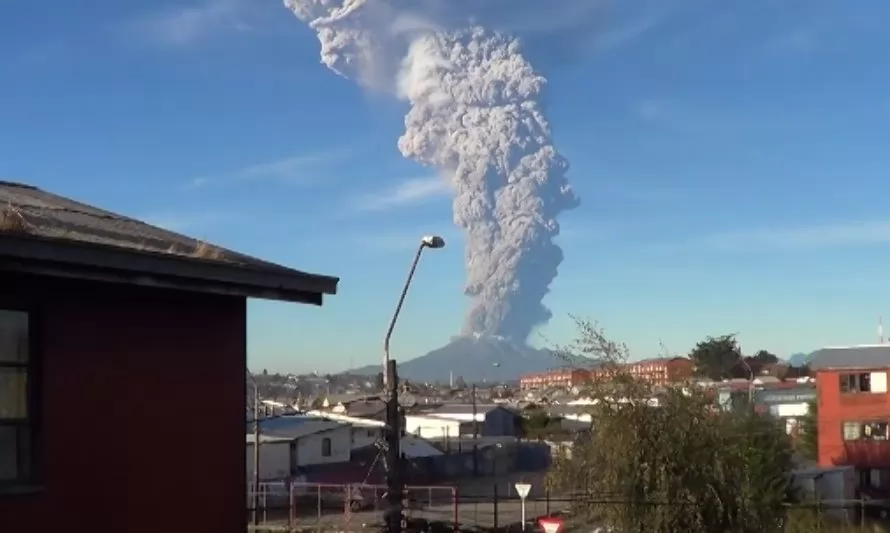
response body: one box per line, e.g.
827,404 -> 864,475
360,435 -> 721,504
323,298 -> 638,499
247,372 -> 261,528
383,235 -> 445,390
382,235 -> 445,533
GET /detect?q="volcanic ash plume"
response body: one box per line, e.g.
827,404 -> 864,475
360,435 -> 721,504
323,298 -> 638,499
285,1 -> 578,343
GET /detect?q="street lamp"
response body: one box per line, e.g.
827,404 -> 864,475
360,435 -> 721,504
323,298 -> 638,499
382,235 -> 445,389
247,372 -> 261,527
381,234 -> 444,533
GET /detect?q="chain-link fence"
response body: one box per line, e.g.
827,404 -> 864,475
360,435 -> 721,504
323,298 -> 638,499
248,483 -> 890,532
248,481 -> 458,531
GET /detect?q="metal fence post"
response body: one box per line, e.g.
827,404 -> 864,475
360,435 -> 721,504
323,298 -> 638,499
493,483 -> 499,529
453,486 -> 460,533
545,487 -> 551,516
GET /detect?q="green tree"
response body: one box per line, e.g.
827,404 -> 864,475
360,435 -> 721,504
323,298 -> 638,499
689,334 -> 742,380
753,350 -> 779,364
549,318 -> 795,533
797,400 -> 818,462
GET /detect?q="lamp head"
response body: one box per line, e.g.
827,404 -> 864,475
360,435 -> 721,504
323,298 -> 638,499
421,235 -> 446,249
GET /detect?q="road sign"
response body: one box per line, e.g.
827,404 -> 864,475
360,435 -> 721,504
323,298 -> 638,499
514,482 -> 532,499
515,483 -> 532,531
539,517 -> 564,533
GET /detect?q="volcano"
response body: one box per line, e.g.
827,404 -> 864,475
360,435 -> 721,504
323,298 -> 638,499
351,335 -> 594,383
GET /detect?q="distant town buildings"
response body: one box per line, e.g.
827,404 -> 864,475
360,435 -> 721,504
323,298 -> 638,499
518,357 -> 693,390
605,357 -> 694,386
519,368 -> 590,390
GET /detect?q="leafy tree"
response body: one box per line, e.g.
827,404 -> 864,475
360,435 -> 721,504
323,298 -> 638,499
549,318 -> 796,533
689,334 -> 743,380
797,400 -> 818,462
521,410 -> 567,439
753,350 -> 779,364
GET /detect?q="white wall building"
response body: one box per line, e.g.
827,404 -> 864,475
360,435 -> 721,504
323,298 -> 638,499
404,415 -> 465,440
306,410 -> 385,449
306,410 -> 444,458
415,404 -> 521,438
246,416 -> 352,481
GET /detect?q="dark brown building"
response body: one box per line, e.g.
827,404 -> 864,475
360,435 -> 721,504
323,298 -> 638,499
0,181 -> 338,533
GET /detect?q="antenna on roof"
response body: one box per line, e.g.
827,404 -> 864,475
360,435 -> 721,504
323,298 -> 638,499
880,316 -> 885,345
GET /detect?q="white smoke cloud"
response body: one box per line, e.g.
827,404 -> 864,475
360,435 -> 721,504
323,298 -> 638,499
284,0 -> 579,342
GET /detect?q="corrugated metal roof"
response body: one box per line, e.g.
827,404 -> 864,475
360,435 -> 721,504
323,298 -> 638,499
256,416 -> 344,440
810,345 -> 890,370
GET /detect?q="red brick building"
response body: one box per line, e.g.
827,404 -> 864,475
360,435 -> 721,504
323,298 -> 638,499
811,345 -> 890,476
0,182 -> 339,533
519,368 -> 590,390
519,357 -> 693,390
624,357 -> 693,386
590,357 -> 693,386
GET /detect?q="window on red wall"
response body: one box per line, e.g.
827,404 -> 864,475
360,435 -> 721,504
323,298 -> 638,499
843,421 -> 890,441
863,422 -> 890,440
843,422 -> 862,441
839,372 -> 889,394
0,309 -> 35,487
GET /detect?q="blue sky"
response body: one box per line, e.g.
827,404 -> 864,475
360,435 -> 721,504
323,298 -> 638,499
3,0 -> 890,374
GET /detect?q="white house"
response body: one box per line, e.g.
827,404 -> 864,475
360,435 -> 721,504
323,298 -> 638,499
404,414 -> 465,440
419,404 -> 522,437
308,410 -> 444,458
306,410 -> 385,449
246,416 -> 352,481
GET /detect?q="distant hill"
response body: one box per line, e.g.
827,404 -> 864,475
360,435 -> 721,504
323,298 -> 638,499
350,335 -> 596,383
787,352 -> 812,367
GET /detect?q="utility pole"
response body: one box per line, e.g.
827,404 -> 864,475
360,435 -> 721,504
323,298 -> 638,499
384,360 -> 404,533
471,383 -> 478,476
252,379 -> 261,527
736,356 -> 755,408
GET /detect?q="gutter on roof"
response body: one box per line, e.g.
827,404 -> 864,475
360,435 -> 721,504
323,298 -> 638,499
0,234 -> 339,305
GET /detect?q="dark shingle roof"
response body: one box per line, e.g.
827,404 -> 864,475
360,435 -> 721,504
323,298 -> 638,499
0,181 -> 338,303
810,345 -> 890,371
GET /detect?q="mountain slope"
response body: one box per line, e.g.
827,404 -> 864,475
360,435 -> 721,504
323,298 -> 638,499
351,336 -> 595,383
787,352 -> 812,367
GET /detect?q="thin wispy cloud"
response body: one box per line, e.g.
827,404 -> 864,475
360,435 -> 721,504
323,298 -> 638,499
595,15 -> 661,51
127,0 -> 249,48
699,220 -> 890,252
634,99 -> 670,123
185,148 -> 352,190
352,176 -> 452,212
350,226 -> 460,252
239,152 -> 340,182
185,176 -> 210,190
764,29 -> 817,54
